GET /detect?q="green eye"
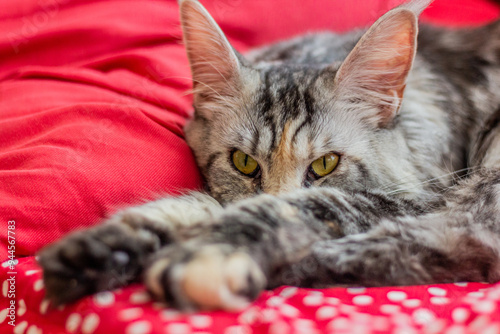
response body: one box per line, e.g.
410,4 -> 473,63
311,153 -> 340,177
232,150 -> 259,176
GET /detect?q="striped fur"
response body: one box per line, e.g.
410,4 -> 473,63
39,0 -> 500,311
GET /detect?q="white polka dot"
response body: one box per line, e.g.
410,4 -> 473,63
224,325 -> 249,334
380,304 -> 400,314
387,291 -> 407,302
451,308 -> 469,323
269,321 -> 290,334
351,312 -> 372,324
0,308 -> 8,323
280,287 -> 298,298
129,291 -> 151,304
293,319 -> 316,331
472,300 -> 496,314
425,320 -> 447,334
39,300 -> 50,315
430,297 -> 450,305
33,279 -> 44,292
160,309 -> 181,321
444,325 -> 467,334
428,287 -> 447,296
347,287 -> 366,294
189,315 -> 212,328
482,324 -> 500,334
66,313 -> 82,333
127,320 -> 152,334
402,299 -> 421,308
394,328 -> 418,334
486,289 -> 500,301
279,304 -> 300,317
309,291 -> 324,297
119,308 -> 143,321
316,306 -> 338,320
469,315 -> 490,332
325,297 -> 340,305
2,280 -> 8,297
13,320 -> 28,334
467,291 -> 484,299
302,294 -> 323,306
454,282 -> 468,287
266,296 -> 284,307
17,299 -> 27,316
352,295 -> 373,306
82,313 -> 99,334
27,324 -> 42,334
25,270 -> 40,276
93,291 -> 115,307
372,316 -> 390,332
261,309 -> 278,323
392,313 -> 412,327
339,304 -> 356,314
238,308 -> 259,325
412,308 -> 436,326
327,317 -> 350,331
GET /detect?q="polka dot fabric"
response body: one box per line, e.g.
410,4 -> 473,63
4,257 -> 500,333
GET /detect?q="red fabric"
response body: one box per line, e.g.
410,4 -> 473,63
3,257 -> 500,333
1,0 -> 499,262
0,0 -> 499,333
0,0 -> 203,261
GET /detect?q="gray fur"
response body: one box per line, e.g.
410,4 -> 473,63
39,0 -> 500,311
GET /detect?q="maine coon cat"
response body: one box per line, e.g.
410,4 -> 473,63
39,0 -> 500,311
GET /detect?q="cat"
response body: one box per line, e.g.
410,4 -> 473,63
38,0 -> 500,311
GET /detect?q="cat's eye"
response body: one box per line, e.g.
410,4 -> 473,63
232,150 -> 260,176
310,153 -> 340,178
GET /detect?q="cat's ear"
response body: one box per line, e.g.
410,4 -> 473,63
333,0 -> 431,127
179,0 -> 244,101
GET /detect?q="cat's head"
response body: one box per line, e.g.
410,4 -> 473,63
180,0 -> 432,204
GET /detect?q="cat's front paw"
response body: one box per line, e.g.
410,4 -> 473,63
38,223 -> 155,305
145,244 -> 266,311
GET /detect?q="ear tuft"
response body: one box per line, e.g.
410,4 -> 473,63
179,0 -> 242,102
399,0 -> 434,17
333,5 -> 421,127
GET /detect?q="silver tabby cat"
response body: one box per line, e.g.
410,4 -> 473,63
39,0 -> 500,311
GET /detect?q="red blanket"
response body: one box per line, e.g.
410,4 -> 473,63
1,0 -> 499,333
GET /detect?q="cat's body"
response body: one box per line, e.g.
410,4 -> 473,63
39,0 -> 500,311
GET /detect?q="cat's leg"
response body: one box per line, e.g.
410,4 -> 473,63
290,212 -> 500,288
287,166 -> 500,288
145,169 -> 500,310
38,192 -> 222,305
143,189 -> 426,310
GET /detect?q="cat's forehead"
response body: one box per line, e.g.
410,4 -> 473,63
252,65 -> 335,122
256,64 -> 332,97
225,64 -> 365,163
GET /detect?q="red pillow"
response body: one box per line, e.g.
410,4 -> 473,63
0,0 -> 498,262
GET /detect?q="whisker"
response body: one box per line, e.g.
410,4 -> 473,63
381,167 -> 477,196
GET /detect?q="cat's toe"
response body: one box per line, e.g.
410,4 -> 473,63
38,224 -> 150,305
146,244 -> 266,311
